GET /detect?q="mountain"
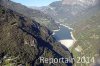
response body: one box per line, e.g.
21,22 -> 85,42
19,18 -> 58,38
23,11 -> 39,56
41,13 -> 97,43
71,11 -> 100,66
62,0 -> 99,6
0,0 -> 58,30
31,0 -> 100,66
0,5 -> 74,66
34,0 -> 100,26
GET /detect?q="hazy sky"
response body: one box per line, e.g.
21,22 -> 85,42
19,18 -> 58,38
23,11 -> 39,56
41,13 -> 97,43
11,0 -> 60,7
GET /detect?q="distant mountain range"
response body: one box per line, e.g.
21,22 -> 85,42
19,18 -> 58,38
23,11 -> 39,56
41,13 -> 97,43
62,0 -> 99,7
31,0 -> 100,26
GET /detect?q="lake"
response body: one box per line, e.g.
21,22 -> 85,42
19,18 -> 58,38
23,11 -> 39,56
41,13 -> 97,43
53,24 -> 75,48
53,25 -> 72,40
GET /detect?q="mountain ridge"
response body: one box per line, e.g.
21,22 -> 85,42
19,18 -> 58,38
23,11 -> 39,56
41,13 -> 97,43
0,0 -> 59,30
34,0 -> 100,27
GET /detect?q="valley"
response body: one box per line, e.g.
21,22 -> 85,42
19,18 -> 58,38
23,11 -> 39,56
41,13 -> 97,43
0,0 -> 100,66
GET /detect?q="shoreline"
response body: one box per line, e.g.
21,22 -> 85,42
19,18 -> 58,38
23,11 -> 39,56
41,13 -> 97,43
70,32 -> 77,44
60,24 -> 73,30
52,28 -> 60,35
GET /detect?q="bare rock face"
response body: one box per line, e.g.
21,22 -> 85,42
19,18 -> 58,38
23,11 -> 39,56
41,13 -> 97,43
62,0 -> 99,6
62,0 -> 77,5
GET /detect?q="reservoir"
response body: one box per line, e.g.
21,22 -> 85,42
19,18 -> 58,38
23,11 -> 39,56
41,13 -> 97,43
53,25 -> 72,40
53,24 -> 76,48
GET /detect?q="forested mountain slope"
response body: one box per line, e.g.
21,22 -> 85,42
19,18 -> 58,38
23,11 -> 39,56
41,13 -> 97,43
71,12 -> 100,66
0,5 -> 73,66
